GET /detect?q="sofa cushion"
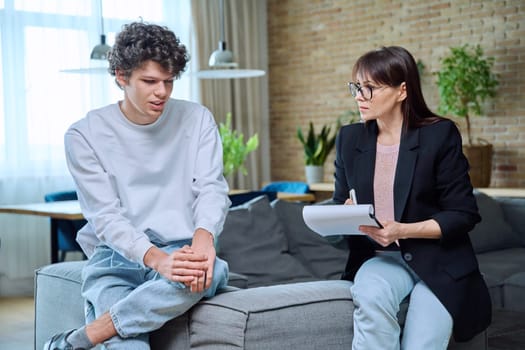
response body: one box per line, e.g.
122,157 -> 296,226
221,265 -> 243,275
469,191 -> 522,253
272,199 -> 348,280
189,280 -> 354,349
217,195 -> 314,287
502,272 -> 525,312
497,197 -> 525,245
475,247 -> 525,308
476,247 -> 525,284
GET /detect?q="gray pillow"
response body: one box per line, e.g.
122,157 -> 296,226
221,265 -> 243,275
217,195 -> 314,287
272,199 -> 348,280
469,191 -> 522,253
498,197 -> 525,245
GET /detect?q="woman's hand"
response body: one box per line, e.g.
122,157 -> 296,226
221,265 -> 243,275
359,219 -> 442,246
344,198 -> 356,205
359,221 -> 403,247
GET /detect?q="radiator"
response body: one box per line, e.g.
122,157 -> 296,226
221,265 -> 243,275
0,214 -> 50,279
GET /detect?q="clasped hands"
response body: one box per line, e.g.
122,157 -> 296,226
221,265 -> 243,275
148,229 -> 215,293
164,245 -> 213,293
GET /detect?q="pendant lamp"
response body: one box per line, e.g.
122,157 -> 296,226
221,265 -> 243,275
60,0 -> 110,74
194,0 -> 265,79
90,0 -> 111,60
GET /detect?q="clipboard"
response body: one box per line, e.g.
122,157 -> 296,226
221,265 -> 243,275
302,204 -> 383,236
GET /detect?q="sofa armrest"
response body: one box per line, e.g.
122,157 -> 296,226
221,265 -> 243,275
34,261 -> 86,349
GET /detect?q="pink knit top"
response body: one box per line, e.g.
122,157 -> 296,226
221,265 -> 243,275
374,143 -> 400,223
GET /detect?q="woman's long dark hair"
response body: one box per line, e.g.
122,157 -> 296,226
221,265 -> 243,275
352,46 -> 445,129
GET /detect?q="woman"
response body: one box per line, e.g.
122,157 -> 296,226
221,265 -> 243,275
333,46 -> 491,349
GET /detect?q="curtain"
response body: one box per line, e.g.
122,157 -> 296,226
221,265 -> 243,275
0,0 -> 192,285
191,0 -> 271,190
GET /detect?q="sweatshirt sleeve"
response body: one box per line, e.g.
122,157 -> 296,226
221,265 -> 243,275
64,127 -> 154,265
190,110 -> 231,239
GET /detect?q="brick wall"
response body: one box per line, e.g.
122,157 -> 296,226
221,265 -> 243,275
267,0 -> 525,187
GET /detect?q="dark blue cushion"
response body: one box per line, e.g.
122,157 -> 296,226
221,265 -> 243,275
229,191 -> 277,207
44,191 -> 86,253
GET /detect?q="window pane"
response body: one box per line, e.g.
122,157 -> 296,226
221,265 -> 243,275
5,0 -> 193,166
104,0 -> 162,21
24,26 -> 117,159
0,33 -> 4,158
15,0 -> 91,15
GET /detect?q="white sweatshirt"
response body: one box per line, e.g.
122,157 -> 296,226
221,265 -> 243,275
64,99 -> 231,265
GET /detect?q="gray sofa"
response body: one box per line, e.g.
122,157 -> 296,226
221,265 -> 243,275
469,191 -> 525,312
35,191 -> 525,349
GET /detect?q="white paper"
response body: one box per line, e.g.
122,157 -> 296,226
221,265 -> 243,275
302,204 -> 381,236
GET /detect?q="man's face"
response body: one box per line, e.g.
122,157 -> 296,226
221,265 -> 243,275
116,60 -> 174,125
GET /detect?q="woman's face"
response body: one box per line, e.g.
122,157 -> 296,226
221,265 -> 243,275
353,73 -> 406,122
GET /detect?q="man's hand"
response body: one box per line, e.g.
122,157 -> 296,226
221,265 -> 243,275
190,228 -> 216,293
143,245 -> 208,288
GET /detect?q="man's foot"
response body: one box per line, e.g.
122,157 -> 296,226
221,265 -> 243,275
43,329 -> 85,350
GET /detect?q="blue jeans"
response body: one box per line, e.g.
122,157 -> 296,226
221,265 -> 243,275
350,251 -> 452,350
81,240 -> 229,350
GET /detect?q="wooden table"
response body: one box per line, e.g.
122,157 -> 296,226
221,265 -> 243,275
229,189 -> 316,203
275,192 -> 316,202
475,188 -> 525,198
309,183 -> 525,198
0,200 -> 83,220
0,200 -> 83,263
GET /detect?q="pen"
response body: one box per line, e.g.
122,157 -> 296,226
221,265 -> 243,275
349,189 -> 357,204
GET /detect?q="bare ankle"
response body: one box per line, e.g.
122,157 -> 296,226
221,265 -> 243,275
85,312 -> 117,344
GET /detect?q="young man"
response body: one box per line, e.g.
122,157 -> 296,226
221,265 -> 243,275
44,22 -> 231,350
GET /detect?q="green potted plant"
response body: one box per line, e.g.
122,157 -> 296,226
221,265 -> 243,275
219,112 -> 259,178
436,44 -> 499,187
297,116 -> 345,184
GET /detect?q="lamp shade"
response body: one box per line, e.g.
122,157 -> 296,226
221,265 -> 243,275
195,68 -> 265,79
208,41 -> 236,68
195,0 -> 265,80
90,34 -> 111,60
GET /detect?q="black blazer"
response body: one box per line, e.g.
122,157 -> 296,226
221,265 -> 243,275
333,119 -> 491,342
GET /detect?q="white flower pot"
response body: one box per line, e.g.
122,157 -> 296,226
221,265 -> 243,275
305,165 -> 324,184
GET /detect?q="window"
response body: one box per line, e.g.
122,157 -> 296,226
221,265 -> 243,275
0,36 -> 4,160
0,0 -> 193,177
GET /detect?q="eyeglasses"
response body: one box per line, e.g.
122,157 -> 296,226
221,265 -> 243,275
348,82 -> 382,101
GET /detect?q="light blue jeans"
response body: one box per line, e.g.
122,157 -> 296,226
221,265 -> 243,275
81,239 -> 229,350
350,251 -> 453,350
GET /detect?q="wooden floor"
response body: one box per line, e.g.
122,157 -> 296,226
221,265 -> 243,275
0,297 -> 34,350
1,297 -> 524,349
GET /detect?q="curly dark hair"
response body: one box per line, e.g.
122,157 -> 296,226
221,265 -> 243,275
108,22 -> 190,88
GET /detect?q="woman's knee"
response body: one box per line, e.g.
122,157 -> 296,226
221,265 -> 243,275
351,278 -> 400,313
352,256 -> 414,307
